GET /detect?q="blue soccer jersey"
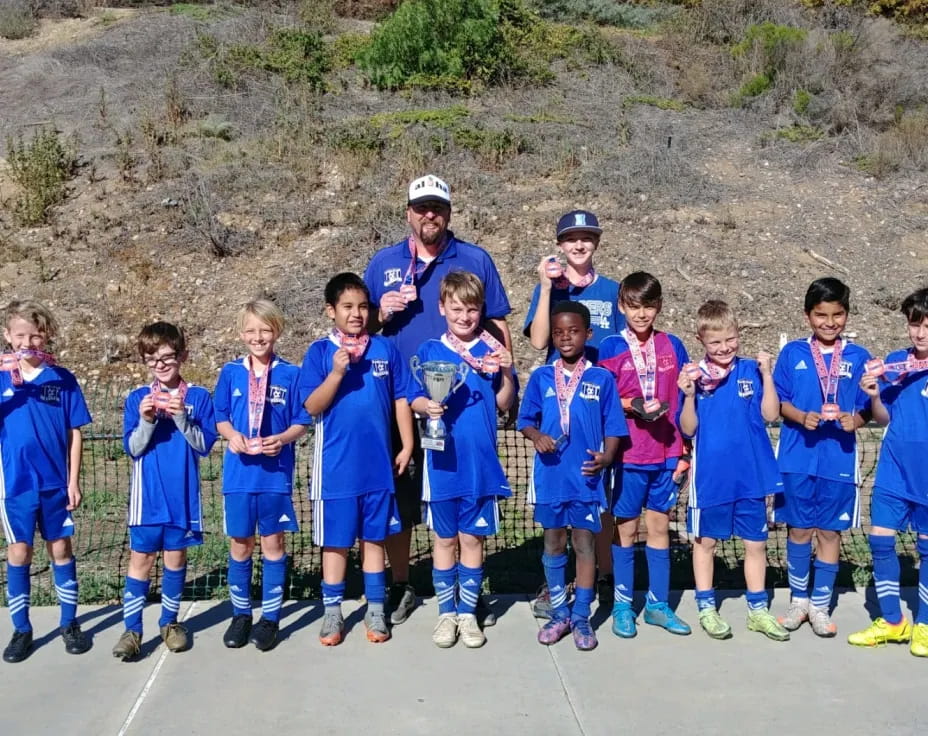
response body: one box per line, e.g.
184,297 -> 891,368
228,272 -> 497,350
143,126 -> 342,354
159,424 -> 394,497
408,336 -> 511,501
872,349 -> 928,504
773,338 -> 871,483
214,356 -> 311,494
364,233 -> 511,362
123,384 -> 218,529
523,275 -> 624,362
679,357 -> 781,509
518,362 -> 627,506
299,334 -> 408,500
0,365 -> 91,498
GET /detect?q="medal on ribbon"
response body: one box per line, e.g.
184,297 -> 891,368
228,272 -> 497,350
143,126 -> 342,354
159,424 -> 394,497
445,330 -> 505,374
866,354 -> 928,383
0,349 -> 56,386
246,356 -> 271,454
150,379 -> 188,417
546,257 -> 595,291
623,328 -> 661,413
810,337 -> 843,421
685,358 -> 733,393
331,328 -> 370,363
553,359 -> 586,449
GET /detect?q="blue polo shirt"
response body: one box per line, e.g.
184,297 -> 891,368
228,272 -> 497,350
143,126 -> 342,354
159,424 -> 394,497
364,231 -> 512,362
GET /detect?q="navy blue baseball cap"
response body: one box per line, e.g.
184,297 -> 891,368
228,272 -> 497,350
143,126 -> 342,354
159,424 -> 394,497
556,210 -> 602,240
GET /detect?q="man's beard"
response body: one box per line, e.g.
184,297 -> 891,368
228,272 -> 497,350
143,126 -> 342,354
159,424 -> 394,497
418,224 -> 444,246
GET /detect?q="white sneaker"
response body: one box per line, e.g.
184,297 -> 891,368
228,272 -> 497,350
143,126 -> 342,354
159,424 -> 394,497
432,614 -> 458,648
777,597 -> 809,631
457,613 -> 486,648
808,605 -> 837,637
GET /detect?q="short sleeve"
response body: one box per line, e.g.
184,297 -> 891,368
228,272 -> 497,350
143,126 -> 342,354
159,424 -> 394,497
600,376 -> 628,438
669,334 -> 690,370
852,348 -> 872,412
213,366 -> 232,423
598,335 -> 620,363
773,346 -> 793,403
64,373 -> 92,430
122,389 -> 142,456
298,342 -> 329,400
516,371 -> 543,431
480,253 -> 512,319
407,344 -> 431,403
390,341 -> 410,400
288,368 -> 312,426
522,284 -> 541,337
363,254 -> 386,308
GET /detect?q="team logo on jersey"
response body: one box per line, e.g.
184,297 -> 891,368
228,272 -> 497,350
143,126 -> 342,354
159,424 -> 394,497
579,382 -> 600,401
40,385 -> 61,404
383,267 -> 403,287
269,385 -> 287,405
658,355 -> 675,371
581,300 -> 613,330
737,379 -> 754,398
371,359 -> 389,377
839,360 -> 853,378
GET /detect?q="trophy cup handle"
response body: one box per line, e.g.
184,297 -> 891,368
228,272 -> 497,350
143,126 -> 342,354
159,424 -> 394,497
451,362 -> 469,395
410,355 -> 423,388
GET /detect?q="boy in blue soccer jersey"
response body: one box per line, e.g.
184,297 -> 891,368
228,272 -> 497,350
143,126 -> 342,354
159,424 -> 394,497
409,271 -> 515,649
1,300 -> 92,663
519,302 -> 626,651
774,278 -> 871,637
677,301 -> 789,642
214,300 -> 311,652
300,273 -> 414,646
848,287 -> 928,656
111,322 -> 217,660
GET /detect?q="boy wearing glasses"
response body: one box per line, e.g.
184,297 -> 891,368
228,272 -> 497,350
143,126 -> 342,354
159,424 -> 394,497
111,322 -> 217,660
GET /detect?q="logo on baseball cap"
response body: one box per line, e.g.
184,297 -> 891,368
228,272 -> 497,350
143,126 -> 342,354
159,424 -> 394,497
556,210 -> 602,240
408,175 -> 451,207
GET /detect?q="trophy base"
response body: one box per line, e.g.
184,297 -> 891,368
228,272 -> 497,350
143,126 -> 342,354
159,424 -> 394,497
421,437 -> 446,451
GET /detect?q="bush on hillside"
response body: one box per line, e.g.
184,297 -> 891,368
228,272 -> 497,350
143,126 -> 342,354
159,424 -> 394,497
5,128 -> 76,226
0,1 -> 38,40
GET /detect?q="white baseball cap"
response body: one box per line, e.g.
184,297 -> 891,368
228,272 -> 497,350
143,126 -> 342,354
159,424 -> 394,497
407,175 -> 451,207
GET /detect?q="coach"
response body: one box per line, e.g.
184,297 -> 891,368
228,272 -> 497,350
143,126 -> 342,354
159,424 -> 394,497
363,174 -> 512,627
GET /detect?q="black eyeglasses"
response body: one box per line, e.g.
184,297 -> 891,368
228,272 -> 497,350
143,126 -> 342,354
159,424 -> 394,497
144,354 -> 178,368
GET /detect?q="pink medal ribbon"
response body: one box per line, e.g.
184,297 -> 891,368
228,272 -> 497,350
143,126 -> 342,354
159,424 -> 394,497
810,337 -> 844,420
402,233 -> 448,304
0,349 -> 56,386
686,358 -> 733,393
150,379 -> 188,417
331,328 -> 370,363
553,358 -> 587,444
866,355 -> 928,382
246,356 -> 271,454
623,328 -> 661,413
546,258 -> 595,290
445,330 -> 505,374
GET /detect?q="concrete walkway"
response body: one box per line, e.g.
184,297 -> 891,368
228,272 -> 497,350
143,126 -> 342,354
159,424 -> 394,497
1,589 -> 925,735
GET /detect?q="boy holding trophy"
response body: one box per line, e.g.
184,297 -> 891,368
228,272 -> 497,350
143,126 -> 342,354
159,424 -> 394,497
408,271 -> 515,649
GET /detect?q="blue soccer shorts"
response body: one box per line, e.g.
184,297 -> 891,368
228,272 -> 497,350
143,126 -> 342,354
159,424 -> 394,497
425,495 -> 499,538
774,473 -> 859,531
870,486 -> 928,534
312,490 -> 402,547
223,492 -> 300,538
129,524 -> 203,553
0,488 -> 74,545
687,498 -> 768,542
534,500 -> 603,533
611,465 -> 677,519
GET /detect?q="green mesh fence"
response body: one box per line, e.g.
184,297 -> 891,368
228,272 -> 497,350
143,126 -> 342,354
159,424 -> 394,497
0,381 -> 918,605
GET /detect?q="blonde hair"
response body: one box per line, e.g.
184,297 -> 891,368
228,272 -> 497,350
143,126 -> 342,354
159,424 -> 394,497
237,299 -> 285,336
439,270 -> 485,307
3,299 -> 60,344
696,299 -> 738,336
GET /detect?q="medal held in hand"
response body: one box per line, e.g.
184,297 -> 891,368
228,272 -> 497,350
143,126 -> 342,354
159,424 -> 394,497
445,330 -> 505,375
623,328 -> 662,417
150,379 -> 188,417
410,357 -> 469,451
810,337 -> 843,422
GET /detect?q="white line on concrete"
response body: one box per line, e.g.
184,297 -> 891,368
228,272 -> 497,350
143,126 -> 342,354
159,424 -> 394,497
116,600 -> 198,736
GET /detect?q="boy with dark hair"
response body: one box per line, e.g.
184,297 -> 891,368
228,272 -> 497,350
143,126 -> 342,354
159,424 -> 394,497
519,301 -> 626,650
300,272 -> 414,646
113,322 -> 217,660
849,286 -> 928,655
774,277 -> 871,637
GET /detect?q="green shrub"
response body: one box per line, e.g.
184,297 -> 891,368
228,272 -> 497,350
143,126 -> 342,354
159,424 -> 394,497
732,72 -> 772,104
731,22 -> 807,66
793,88 -> 811,115
529,0 -> 675,29
869,0 -> 928,23
328,32 -> 370,69
0,1 -> 37,40
5,129 -> 76,226
452,125 -> 530,166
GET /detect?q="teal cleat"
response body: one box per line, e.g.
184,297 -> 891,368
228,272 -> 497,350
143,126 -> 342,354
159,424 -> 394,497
644,602 -> 692,635
611,602 -> 638,639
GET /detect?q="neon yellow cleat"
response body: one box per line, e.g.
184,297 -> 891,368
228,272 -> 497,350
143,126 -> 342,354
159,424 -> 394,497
847,617 -> 911,647
910,622 -> 928,657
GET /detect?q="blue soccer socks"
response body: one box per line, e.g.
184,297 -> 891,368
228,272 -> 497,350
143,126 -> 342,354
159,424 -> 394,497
572,586 -> 595,624
542,553 -> 570,620
870,534 -> 902,624
917,537 -> 928,626
159,566 -> 186,628
432,565 -> 457,616
322,580 -> 346,612
745,590 -> 768,611
457,563 -> 483,616
52,558 -> 79,627
123,576 -> 150,634
7,562 -> 31,633
228,556 -> 253,617
612,545 -> 634,607
261,555 -> 286,623
810,558 -> 839,610
363,570 -> 387,614
645,546 -> 670,606
695,588 -> 716,612
786,539 -> 812,600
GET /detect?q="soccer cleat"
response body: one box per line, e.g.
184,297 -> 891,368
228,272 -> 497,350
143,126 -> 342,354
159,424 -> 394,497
3,630 -> 33,663
537,616 -> 571,645
476,594 -> 497,627
910,623 -> 928,657
388,583 -> 417,625
61,620 -> 91,655
223,614 -> 253,648
571,618 -> 598,651
847,618 -> 911,647
531,584 -> 553,620
250,618 -> 279,651
698,607 -> 732,640
597,574 -> 615,606
644,602 -> 692,635
364,609 -> 391,643
747,607 -> 790,642
432,613 -> 459,648
778,597 -> 810,631
457,613 -> 486,648
112,630 -> 142,660
611,603 -> 638,639
319,611 -> 345,646
160,623 -> 188,653
808,605 -> 837,637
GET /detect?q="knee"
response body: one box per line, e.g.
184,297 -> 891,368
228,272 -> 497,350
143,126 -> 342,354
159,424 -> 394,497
48,538 -> 73,564
543,529 -> 567,556
260,534 -> 286,561
230,537 -> 255,559
162,550 -> 186,570
817,529 -> 840,545
571,530 -> 595,559
7,543 -> 32,566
